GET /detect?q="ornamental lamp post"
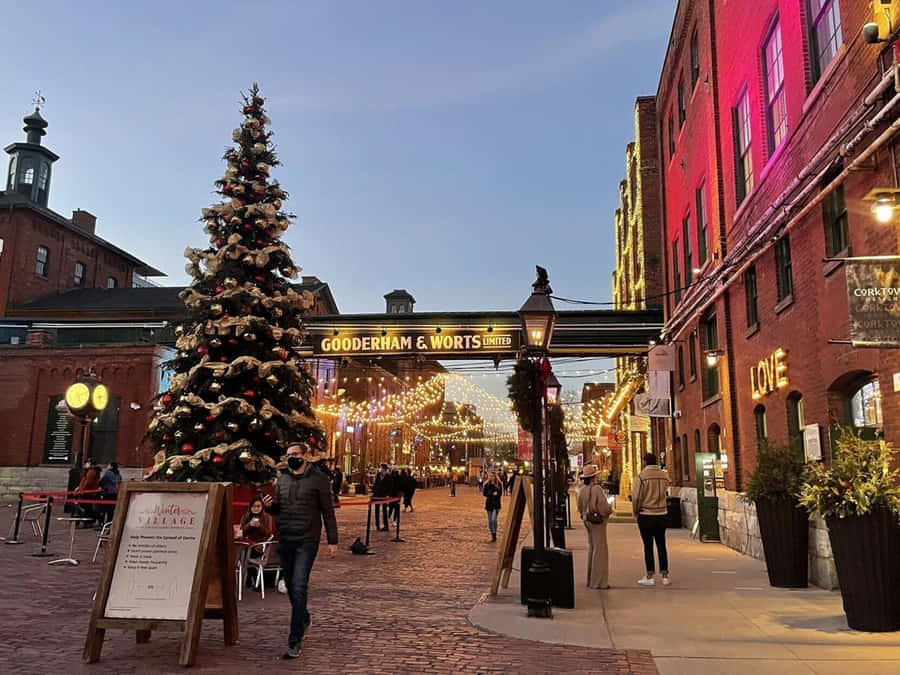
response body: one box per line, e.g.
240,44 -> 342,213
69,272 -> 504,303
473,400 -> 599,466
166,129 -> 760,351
518,266 -> 557,619
544,372 -> 567,549
63,372 -> 109,504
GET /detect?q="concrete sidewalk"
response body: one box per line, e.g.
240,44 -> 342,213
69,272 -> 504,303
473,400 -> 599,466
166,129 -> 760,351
469,519 -> 900,674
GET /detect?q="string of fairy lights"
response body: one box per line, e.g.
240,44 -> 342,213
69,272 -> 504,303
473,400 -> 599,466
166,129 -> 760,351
309,359 -> 632,447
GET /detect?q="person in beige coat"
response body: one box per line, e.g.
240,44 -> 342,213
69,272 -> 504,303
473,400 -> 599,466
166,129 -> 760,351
577,465 -> 613,589
631,453 -> 671,586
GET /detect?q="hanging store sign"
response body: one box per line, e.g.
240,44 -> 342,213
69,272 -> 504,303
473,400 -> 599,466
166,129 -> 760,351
846,260 -> 900,347
314,329 -> 520,356
750,348 -> 788,400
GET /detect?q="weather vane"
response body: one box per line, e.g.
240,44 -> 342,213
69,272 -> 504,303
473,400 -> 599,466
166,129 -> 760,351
32,90 -> 46,112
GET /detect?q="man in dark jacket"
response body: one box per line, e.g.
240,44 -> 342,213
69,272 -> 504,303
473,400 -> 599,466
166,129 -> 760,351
372,463 -> 393,531
263,443 -> 338,660
330,460 -> 343,503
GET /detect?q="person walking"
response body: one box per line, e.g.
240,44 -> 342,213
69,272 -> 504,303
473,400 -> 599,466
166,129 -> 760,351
401,468 -> 417,512
330,460 -> 343,504
262,442 -> 338,660
632,452 -> 671,587
389,469 -> 402,523
577,465 -> 613,589
372,463 -> 392,531
482,471 -> 503,542
449,470 -> 456,497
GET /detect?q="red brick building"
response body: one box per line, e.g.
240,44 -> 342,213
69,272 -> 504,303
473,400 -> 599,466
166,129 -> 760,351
653,0 -> 900,586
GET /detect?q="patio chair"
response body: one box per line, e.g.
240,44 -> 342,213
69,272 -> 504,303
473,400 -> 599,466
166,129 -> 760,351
6,502 -> 47,540
91,521 -> 112,563
246,538 -> 281,599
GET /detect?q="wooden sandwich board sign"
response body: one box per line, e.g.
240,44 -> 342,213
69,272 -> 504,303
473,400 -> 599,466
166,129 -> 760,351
83,481 -> 238,667
490,475 -> 534,595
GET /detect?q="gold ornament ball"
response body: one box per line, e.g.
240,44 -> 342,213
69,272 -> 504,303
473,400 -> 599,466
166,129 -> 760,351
166,467 -> 175,475
227,421 -> 240,432
209,337 -> 222,348
265,374 -> 279,386
211,303 -> 223,316
248,418 -> 262,431
243,332 -> 257,342
252,143 -> 266,154
239,450 -> 252,460
224,277 -> 238,289
229,216 -> 241,225
194,422 -> 206,432
209,380 -> 223,393
273,199 -> 282,210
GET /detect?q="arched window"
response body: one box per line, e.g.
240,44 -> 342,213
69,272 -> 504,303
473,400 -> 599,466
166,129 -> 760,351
107,276 -> 118,289
35,246 -> 49,276
850,379 -> 882,429
787,391 -> 804,441
682,436 -> 690,480
754,404 -> 767,445
22,166 -> 34,185
694,429 -> 701,455
73,262 -> 85,286
677,345 -> 685,388
708,423 -> 721,456
38,162 -> 49,190
7,156 -> 16,189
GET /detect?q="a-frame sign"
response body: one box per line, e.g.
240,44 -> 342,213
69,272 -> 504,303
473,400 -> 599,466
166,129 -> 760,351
84,481 -> 238,667
490,475 -> 534,595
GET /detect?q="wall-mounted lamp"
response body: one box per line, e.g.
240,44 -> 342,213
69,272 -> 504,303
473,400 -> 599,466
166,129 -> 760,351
705,349 -> 724,368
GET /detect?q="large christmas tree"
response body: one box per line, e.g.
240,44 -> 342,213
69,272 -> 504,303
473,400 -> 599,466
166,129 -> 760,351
146,84 -> 323,483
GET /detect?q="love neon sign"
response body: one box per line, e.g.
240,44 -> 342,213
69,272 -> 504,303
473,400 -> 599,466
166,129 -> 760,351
750,348 -> 789,400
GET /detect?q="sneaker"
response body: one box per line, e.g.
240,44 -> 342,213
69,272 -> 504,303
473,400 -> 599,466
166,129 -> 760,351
637,576 -> 655,586
277,579 -> 287,594
282,642 -> 301,659
661,576 -> 671,586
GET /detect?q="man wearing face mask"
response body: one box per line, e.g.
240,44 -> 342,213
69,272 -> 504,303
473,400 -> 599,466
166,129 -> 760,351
262,441 -> 338,660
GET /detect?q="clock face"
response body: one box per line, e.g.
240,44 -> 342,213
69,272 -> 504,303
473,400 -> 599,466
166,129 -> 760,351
65,382 -> 91,411
92,384 -> 109,412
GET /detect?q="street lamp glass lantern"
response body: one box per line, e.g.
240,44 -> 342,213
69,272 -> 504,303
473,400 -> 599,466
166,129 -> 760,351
519,267 -> 557,352
545,373 -> 561,405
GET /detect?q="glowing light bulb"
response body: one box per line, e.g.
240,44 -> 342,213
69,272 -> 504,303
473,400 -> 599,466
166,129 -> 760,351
874,202 -> 894,223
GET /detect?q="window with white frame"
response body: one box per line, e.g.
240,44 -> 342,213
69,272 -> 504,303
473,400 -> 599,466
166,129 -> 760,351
808,0 -> 842,83
763,18 -> 787,153
733,89 -> 753,204
74,262 -> 85,286
35,246 -> 49,276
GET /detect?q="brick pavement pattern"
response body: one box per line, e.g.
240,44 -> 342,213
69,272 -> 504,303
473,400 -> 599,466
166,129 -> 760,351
0,486 -> 656,674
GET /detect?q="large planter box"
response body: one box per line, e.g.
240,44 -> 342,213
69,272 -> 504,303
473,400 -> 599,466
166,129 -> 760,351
756,497 -> 808,588
826,508 -> 900,632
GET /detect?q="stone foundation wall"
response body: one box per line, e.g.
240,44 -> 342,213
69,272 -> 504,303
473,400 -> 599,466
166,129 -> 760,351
671,487 -> 837,590
0,466 -> 144,503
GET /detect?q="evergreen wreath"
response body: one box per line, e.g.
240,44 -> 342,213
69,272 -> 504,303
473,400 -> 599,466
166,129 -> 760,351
507,358 -> 541,433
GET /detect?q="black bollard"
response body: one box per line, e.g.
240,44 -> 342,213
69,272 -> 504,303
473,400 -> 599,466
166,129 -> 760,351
31,496 -> 54,557
3,492 -> 25,544
391,499 -> 405,543
364,500 -> 373,550
565,492 -> 574,530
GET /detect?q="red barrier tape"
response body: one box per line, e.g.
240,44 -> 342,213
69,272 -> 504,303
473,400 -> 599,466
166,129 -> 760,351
232,496 -> 400,508
22,489 -> 102,503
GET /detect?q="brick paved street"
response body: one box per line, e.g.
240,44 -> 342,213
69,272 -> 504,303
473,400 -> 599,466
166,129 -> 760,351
0,487 -> 656,674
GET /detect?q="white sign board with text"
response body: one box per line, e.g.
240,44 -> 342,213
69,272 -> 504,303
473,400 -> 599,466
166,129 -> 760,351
105,492 -> 208,621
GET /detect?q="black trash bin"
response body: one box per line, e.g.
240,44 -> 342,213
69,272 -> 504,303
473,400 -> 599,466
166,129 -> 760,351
666,496 -> 682,529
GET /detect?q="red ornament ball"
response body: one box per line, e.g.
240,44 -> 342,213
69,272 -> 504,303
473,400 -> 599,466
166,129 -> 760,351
308,436 -> 317,446
181,443 -> 195,454
219,356 -> 229,363
197,346 -> 209,356
243,389 -> 256,399
243,306 -> 253,315
212,455 -> 225,465
205,414 -> 215,422
161,394 -> 173,406
254,275 -> 265,282
215,285 -> 224,293
228,338 -> 239,346
241,161 -> 249,169
243,105 -> 254,114
163,433 -> 173,442
243,224 -> 253,232
215,432 -> 226,441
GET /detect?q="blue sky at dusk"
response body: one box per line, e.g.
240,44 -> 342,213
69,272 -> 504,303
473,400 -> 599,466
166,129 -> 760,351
3,0 -> 674,317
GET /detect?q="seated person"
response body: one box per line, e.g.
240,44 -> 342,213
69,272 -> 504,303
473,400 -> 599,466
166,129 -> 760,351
241,497 -> 273,554
75,459 -> 102,526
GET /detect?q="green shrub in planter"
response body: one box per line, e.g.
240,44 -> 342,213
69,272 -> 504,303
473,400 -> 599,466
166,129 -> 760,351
800,428 -> 900,631
744,442 -> 808,588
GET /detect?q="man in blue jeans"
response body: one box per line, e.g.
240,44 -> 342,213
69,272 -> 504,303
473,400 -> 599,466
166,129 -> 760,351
263,441 -> 338,659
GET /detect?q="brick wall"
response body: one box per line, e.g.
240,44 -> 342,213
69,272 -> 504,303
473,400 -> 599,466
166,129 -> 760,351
0,207 -> 135,316
0,344 -> 167,468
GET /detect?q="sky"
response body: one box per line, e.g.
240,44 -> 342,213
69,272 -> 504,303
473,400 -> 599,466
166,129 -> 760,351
2,0 -> 675,400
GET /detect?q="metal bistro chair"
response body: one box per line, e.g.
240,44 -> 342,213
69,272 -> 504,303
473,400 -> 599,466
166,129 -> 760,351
246,538 -> 281,599
91,521 -> 112,563
7,502 -> 47,540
